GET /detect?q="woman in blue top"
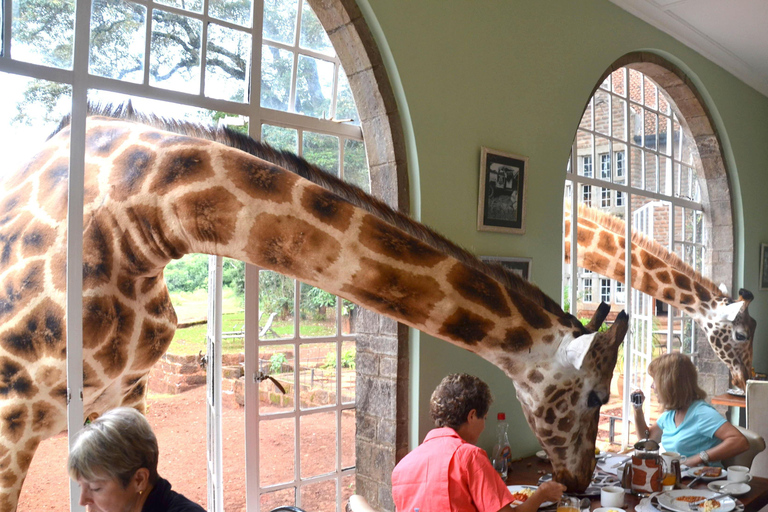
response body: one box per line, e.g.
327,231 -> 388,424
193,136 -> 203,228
633,353 -> 748,467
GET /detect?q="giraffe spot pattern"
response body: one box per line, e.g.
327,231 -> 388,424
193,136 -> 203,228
109,146 -> 156,201
1,301 -> 65,363
83,295 -> 136,352
501,327 -> 533,352
641,252 -> 664,270
93,332 -> 132,378
673,272 -> 692,291
680,293 -> 694,305
557,413 -> 575,433
0,359 -> 37,399
20,221 -> 56,260
694,282 -> 712,302
38,158 -> 69,222
528,369 -> 544,384
30,402 -> 56,433
246,212 -> 341,280
445,264 -> 511,317
0,188 -> 30,227
131,319 -> 175,371
176,187 -> 243,245
584,253 -> 610,273
34,366 -> 63,389
50,251 -> 67,292
342,258 -> 445,326
117,274 -> 137,301
124,205 -> 189,263
662,287 -> 675,302
224,153 -> 298,203
83,217 -> 114,289
597,231 -> 619,256
301,187 -> 354,232
577,228 -> 595,246
361,216 -> 449,268
150,148 -> 215,195
4,147 -> 56,189
144,291 -> 175,319
640,274 -> 659,298
0,405 -> 27,444
438,308 -> 494,346
83,362 -> 104,390
543,334 -> 555,343
122,374 -> 146,403
85,124 -> 132,156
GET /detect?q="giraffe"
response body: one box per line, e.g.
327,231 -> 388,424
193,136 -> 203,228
565,204 -> 756,389
0,106 -> 627,509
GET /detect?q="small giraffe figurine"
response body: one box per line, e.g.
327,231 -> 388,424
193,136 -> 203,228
0,106 -> 626,509
565,204 -> 755,389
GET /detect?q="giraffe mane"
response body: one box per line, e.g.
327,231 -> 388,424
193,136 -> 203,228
52,103 -> 581,326
576,203 -> 723,297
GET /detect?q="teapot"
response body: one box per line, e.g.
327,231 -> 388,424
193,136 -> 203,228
626,439 -> 664,494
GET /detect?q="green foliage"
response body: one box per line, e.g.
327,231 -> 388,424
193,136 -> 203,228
165,254 -> 209,293
270,353 -> 287,373
260,271 -> 294,318
322,348 -> 355,369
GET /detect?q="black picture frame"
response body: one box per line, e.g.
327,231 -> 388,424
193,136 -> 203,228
477,147 -> 528,234
760,243 -> 768,291
480,256 -> 532,281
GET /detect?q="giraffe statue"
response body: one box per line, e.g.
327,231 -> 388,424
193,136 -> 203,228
0,106 -> 627,509
565,204 -> 755,389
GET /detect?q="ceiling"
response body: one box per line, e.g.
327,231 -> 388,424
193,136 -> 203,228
608,0 -> 768,98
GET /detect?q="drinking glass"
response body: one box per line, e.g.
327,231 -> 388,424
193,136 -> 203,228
557,496 -> 580,512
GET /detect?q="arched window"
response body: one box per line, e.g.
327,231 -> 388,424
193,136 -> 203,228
563,60 -> 733,448
0,0 -> 405,510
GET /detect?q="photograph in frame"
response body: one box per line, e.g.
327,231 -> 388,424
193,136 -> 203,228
760,243 -> 768,291
480,256 -> 532,282
477,147 -> 528,234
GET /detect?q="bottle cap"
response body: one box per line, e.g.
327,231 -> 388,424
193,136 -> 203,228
497,412 -> 506,420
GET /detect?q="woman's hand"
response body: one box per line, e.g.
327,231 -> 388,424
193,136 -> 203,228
535,481 -> 566,503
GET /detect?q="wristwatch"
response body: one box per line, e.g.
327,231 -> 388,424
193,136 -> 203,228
699,450 -> 711,464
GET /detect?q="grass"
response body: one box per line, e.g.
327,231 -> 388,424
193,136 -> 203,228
167,288 -> 339,356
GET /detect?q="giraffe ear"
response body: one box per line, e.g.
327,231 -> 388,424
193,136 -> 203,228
719,283 -> 729,295
558,332 -> 598,370
721,301 -> 743,322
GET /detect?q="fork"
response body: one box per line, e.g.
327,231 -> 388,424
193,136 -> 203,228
688,492 -> 731,509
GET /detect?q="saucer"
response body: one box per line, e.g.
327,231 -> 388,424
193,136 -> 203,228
708,480 -> 750,496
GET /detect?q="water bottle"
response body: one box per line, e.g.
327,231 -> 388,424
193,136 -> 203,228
492,412 -> 512,480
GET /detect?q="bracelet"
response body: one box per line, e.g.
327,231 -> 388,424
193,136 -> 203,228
699,450 -> 710,464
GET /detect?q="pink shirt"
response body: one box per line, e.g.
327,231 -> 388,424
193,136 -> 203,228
391,427 -> 513,512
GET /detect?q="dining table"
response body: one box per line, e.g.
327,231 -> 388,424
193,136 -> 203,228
507,454 -> 768,512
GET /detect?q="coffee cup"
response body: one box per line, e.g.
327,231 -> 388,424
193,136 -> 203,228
727,465 -> 752,483
661,451 -> 686,466
600,485 -> 625,508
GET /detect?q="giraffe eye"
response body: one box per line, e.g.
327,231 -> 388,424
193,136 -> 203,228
734,332 -> 747,341
587,391 -> 602,408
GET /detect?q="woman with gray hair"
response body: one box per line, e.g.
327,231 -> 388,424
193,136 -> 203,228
68,407 -> 206,512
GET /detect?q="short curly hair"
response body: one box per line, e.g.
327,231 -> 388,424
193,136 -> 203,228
430,374 -> 493,430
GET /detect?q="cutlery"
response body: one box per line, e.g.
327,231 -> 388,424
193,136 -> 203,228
686,475 -> 704,488
687,492 -> 731,509
710,482 -> 738,492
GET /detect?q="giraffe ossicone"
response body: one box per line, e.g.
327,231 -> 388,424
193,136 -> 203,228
0,105 -> 626,509
566,204 -> 755,390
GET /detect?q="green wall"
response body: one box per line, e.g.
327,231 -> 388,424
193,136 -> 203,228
359,0 -> 768,456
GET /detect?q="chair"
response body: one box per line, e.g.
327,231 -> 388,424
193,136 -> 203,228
746,380 -> 768,476
721,425 -> 765,469
346,495 -> 378,512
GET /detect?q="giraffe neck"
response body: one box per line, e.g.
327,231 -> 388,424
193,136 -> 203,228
72,117 -> 586,379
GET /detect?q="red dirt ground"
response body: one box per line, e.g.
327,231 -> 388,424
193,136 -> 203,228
18,385 -> 354,512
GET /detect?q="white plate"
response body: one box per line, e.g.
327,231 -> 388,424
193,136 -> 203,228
507,485 -> 554,508
656,489 -> 736,512
683,467 -> 728,481
707,480 -> 750,496
594,508 -> 626,512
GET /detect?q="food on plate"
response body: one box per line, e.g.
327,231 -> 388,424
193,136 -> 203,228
595,447 -> 601,455
694,467 -> 723,478
674,496 -> 721,511
511,488 -> 535,503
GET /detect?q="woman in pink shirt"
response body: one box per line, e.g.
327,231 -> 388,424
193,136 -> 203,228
391,374 -> 565,512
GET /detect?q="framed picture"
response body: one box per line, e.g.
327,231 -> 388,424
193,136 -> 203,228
760,243 -> 768,290
477,147 -> 528,234
480,256 -> 532,281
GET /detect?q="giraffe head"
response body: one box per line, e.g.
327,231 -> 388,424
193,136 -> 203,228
514,311 -> 629,491
705,288 -> 755,390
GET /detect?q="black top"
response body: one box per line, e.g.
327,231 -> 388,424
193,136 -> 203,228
142,477 -> 206,512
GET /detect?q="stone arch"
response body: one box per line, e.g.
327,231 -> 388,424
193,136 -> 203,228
306,1 -> 409,510
592,51 -> 734,393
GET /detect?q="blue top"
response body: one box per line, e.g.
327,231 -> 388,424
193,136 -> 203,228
657,400 -> 726,463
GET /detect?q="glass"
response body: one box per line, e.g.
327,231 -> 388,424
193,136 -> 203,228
263,0 -> 298,44
558,496 -> 580,512
595,90 -> 610,135
210,0 -> 252,27
13,0 -> 75,68
300,1 -> 334,55
259,270 -> 295,338
335,69 -> 360,124
343,139 -> 370,192
296,54 -> 335,118
579,98 -> 593,130
262,124 -> 298,152
156,0 -> 202,12
205,23 -> 251,102
89,0 -> 146,83
259,416 -> 295,485
150,10 -> 202,94
303,131 -> 339,175
261,44 -> 294,111
300,412 -> 336,477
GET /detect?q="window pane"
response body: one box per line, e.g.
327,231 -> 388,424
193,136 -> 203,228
262,124 -> 298,152
659,155 -> 671,196
341,340 -> 355,403
300,479 -> 336,511
630,146 -> 643,189
300,412 -> 336,477
612,96 -> 626,141
299,0 -> 333,55
630,104 -> 643,146
335,69 -> 359,125
210,0 -> 252,27
12,0 -> 75,68
261,44 -> 293,111
263,0 -> 297,45
296,54 -> 335,118
89,0 -> 146,82
594,90 -> 610,135
644,77 -> 658,109
150,10 -> 202,94
261,488 -> 295,510
595,137 -> 611,181
645,150 -> 658,193
260,416 -> 295,486
299,284 -> 336,337
659,115 -> 671,156
612,68 -> 626,96
156,0 -> 202,13
343,139 -> 369,192
579,98 -> 593,130
629,69 -> 643,103
303,131 -> 339,176
299,342 -> 337,409
644,110 -> 657,150
613,143 -> 627,184
0,74 -> 71,172
259,270 -> 295,338
205,23 -> 251,102
341,409 -> 355,468
342,474 -> 356,506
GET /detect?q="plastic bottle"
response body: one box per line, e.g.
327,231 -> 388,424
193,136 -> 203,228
492,412 -> 512,480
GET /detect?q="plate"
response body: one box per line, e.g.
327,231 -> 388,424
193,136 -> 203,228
656,489 -> 736,512
707,481 -> 750,496
594,508 -> 626,512
727,388 -> 745,396
684,467 -> 728,481
507,485 -> 554,508
536,450 -> 548,460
